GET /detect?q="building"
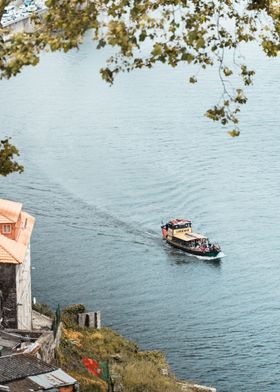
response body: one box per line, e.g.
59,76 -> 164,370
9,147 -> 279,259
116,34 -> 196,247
0,353 -> 79,391
0,199 -> 35,330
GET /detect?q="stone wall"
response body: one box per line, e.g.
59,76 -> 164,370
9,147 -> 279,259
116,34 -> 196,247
0,264 -> 17,328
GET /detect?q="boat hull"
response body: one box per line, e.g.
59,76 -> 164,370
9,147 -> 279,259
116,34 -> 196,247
164,237 -> 221,258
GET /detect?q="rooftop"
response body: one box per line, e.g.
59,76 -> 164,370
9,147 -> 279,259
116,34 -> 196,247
0,329 -> 45,357
0,354 -> 55,383
0,353 -> 77,391
174,232 -> 207,242
170,219 -> 191,225
0,199 -> 35,264
0,199 -> 22,224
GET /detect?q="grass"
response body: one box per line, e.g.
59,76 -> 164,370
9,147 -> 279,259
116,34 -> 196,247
56,325 -> 198,392
53,305 -> 197,392
117,360 -> 182,392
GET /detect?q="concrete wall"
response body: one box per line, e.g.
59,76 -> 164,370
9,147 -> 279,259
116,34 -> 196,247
78,312 -> 101,329
16,244 -> 32,330
0,264 -> 17,328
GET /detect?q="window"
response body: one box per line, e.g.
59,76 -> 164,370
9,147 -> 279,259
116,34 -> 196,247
2,224 -> 11,234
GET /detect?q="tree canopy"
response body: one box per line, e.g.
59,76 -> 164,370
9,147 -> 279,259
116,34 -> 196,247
0,0 -> 279,175
0,138 -> 23,176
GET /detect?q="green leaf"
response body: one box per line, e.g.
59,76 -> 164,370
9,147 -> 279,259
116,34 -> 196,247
189,76 -> 197,84
228,130 -> 240,137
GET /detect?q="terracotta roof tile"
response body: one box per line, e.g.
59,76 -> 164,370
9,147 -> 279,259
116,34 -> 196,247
0,235 -> 26,264
0,200 -> 35,265
0,244 -> 19,264
0,199 -> 22,223
0,214 -> 14,224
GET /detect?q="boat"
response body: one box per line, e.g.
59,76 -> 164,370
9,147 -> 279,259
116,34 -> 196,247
161,218 -> 223,259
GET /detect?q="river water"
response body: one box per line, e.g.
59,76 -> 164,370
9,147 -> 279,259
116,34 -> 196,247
0,38 -> 279,391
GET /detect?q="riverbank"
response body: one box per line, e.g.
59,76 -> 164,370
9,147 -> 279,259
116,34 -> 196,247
58,325 -> 184,392
37,304 -> 216,392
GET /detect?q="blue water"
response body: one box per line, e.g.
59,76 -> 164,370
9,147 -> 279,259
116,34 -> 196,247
0,39 -> 279,391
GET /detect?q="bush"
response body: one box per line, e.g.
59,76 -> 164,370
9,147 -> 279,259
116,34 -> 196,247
120,360 -> 182,392
63,304 -> 86,316
57,312 -> 195,392
62,304 -> 86,327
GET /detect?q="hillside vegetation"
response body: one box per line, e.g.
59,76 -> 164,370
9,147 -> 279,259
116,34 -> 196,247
56,304 -> 197,392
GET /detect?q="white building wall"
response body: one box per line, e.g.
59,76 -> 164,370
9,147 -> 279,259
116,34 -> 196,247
16,244 -> 32,330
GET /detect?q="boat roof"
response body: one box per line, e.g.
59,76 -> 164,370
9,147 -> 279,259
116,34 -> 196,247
173,232 -> 207,242
169,218 -> 191,225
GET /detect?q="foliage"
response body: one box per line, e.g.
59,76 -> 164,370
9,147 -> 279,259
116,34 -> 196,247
57,322 -> 194,392
32,302 -> 55,318
118,360 -> 182,392
0,138 -> 23,176
62,303 -> 86,328
63,303 -> 86,316
0,0 -> 279,175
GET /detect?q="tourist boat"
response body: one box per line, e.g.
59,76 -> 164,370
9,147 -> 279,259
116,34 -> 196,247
161,218 -> 223,259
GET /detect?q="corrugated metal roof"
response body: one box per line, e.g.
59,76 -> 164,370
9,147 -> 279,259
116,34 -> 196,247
0,354 -> 56,383
29,369 -> 77,389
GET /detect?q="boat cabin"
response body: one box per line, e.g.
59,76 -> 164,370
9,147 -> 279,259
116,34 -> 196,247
165,219 -> 210,249
166,219 -> 192,236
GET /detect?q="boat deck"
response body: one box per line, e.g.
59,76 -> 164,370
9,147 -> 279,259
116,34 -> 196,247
173,231 -> 207,242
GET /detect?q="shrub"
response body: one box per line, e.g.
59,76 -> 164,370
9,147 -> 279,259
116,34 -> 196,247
120,360 -> 182,392
62,304 -> 86,327
63,304 -> 86,316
